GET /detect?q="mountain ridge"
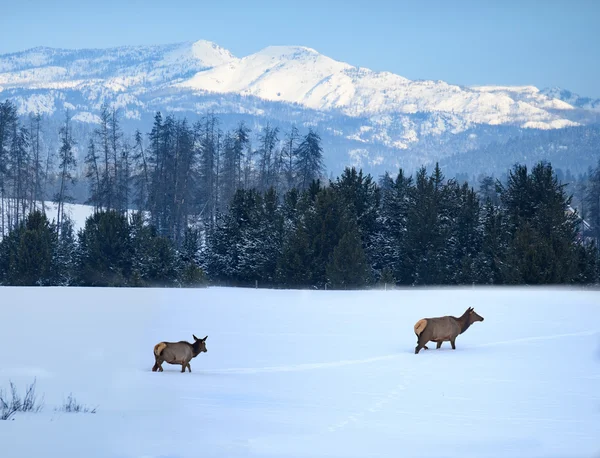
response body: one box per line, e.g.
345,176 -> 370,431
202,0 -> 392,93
1,39 -> 599,179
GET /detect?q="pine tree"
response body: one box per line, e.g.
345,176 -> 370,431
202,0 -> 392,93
9,121 -> 30,228
473,198 -> 509,284
257,123 -> 279,192
84,138 -> 102,211
132,129 -> 150,211
177,227 -> 207,287
326,224 -> 370,289
282,125 -> 300,192
76,210 -> 132,286
294,128 -> 325,191
0,101 -> 18,235
55,216 -> 77,285
28,112 -> 45,212
54,110 -> 77,235
0,210 -> 58,286
371,170 -> 413,284
585,159 -> 600,244
498,161 -> 580,283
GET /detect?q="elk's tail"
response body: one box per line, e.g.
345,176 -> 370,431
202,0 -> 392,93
154,342 -> 167,357
414,319 -> 427,337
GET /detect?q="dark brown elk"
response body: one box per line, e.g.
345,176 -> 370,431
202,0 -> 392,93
152,335 -> 208,373
413,307 -> 484,354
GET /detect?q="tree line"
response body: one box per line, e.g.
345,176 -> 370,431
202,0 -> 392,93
0,99 -> 599,288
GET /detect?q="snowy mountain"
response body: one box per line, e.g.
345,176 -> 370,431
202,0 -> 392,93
541,86 -> 600,113
1,39 -> 599,178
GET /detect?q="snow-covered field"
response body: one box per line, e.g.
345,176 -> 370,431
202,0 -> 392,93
0,286 -> 599,458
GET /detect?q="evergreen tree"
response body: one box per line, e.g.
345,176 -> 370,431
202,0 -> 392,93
498,162 -> 580,283
0,210 -> 58,286
294,128 -> 325,191
330,167 -> 380,278
372,170 -> 413,284
54,110 -> 77,235
473,198 -> 509,284
0,101 -> 18,235
448,181 -> 482,284
585,159 -> 600,244
404,164 -> 453,285
8,121 -> 30,228
28,112 -> 45,212
84,138 -> 102,211
132,129 -> 150,211
76,210 -> 132,286
326,224 -> 370,289
257,123 -> 279,192
177,227 -> 207,287
282,125 -> 300,191
55,216 -> 77,285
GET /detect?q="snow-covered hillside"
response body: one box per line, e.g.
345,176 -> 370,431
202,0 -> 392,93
0,286 -> 598,458
541,86 -> 600,113
179,46 -> 579,129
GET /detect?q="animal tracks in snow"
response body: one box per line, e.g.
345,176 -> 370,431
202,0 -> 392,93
154,330 -> 598,377
201,354 -> 402,375
201,330 -> 598,375
471,329 -> 598,348
326,373 -> 413,434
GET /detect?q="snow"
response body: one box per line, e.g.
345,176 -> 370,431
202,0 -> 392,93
0,202 -> 125,235
177,46 -> 577,128
541,86 -> 600,113
0,285 -> 598,458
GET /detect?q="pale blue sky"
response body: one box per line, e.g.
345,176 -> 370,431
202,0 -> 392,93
2,0 -> 600,97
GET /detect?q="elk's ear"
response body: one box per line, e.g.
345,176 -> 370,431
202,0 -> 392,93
203,335 -> 208,341
193,334 -> 198,340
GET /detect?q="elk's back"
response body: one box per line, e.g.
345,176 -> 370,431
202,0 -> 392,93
422,316 -> 460,340
157,341 -> 193,363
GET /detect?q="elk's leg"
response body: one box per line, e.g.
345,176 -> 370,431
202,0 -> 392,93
450,338 -> 456,350
415,336 -> 429,354
186,362 -> 192,373
416,341 -> 428,350
436,341 -> 443,349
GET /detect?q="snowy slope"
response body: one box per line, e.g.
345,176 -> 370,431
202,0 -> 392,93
178,45 -> 580,129
541,86 -> 600,113
0,286 -> 598,458
0,201 -> 128,236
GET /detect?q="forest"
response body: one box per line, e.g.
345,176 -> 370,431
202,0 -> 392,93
0,99 -> 599,288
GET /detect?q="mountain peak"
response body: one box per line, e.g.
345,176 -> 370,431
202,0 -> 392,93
255,45 -> 320,58
189,40 -> 237,66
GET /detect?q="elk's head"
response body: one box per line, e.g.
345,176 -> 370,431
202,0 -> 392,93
192,334 -> 208,356
467,307 -> 484,323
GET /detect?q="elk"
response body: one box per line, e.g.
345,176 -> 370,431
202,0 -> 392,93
413,307 -> 484,354
152,335 -> 208,373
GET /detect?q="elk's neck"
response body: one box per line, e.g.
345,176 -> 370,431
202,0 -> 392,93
457,313 -> 472,334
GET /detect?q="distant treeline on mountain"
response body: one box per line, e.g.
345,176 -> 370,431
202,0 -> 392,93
0,99 -> 599,288
440,125 -> 600,180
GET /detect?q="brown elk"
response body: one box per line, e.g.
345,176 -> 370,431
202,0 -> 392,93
152,335 -> 208,373
413,307 -> 484,354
